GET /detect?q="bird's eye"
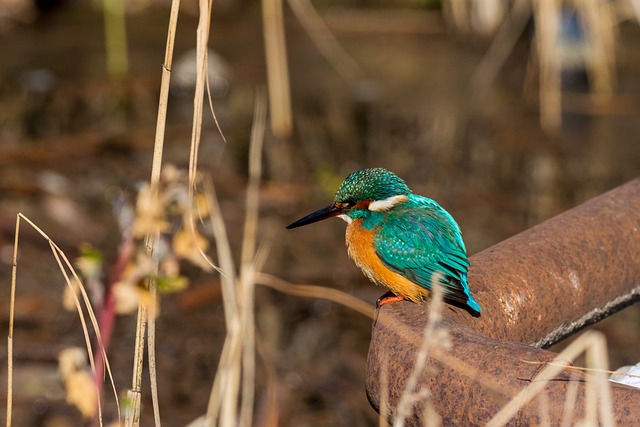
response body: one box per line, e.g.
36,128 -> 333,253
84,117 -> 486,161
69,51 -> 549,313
342,198 -> 356,208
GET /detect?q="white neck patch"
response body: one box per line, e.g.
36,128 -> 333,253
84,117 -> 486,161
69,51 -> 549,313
338,214 -> 353,224
368,195 -> 408,212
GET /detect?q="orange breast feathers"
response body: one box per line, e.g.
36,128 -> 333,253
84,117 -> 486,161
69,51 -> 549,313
345,219 -> 430,302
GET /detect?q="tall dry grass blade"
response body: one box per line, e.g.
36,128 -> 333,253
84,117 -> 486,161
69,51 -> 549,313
202,90 -> 269,427
153,0 -> 181,183
128,0 -> 182,423
393,275 -> 446,427
200,146 -> 239,427
203,178 -> 236,323
238,89 -> 268,427
534,0 -> 562,132
48,243 -> 104,426
560,370 -> 580,427
287,0 -> 363,82
206,314 -> 243,426
536,388 -> 550,426
584,331 -> 614,427
11,214 -> 121,425
146,277 -> 161,427
199,116 -> 241,426
579,0 -> 616,96
240,88 -> 267,271
188,0 -> 212,192
487,330 -> 612,426
254,273 -> 375,319
262,0 -> 293,138
205,57 -> 228,144
126,306 -> 146,427
6,214 -> 20,427
422,398 -> 442,427
469,0 -> 531,91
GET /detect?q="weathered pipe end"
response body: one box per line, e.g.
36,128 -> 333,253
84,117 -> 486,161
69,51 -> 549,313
366,178 -> 640,424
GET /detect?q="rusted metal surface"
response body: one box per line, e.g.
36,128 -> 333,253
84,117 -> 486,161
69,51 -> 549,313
368,313 -> 640,426
366,178 -> 640,425
456,177 -> 640,347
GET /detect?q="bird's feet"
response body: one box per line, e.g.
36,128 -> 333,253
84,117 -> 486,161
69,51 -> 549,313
376,291 -> 405,308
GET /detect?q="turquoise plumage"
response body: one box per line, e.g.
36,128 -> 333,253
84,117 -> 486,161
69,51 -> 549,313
373,195 -> 481,312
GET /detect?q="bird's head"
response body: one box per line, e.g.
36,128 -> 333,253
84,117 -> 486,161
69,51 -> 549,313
286,168 -> 411,229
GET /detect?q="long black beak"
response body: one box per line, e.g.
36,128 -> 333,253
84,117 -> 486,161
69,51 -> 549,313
286,203 -> 343,229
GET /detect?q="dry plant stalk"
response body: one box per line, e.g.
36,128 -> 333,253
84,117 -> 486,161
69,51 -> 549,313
262,0 -> 293,138
287,0 -> 363,82
534,0 -> 562,132
254,273 -> 375,319
393,275 -> 447,427
469,0 -> 532,91
7,214 -> 120,426
203,90 -> 267,427
126,0 -> 181,424
487,329 -> 614,426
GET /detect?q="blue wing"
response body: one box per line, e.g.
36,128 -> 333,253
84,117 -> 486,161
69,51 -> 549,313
374,197 -> 481,312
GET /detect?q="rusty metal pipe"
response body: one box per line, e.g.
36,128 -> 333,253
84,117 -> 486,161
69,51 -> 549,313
368,314 -> 640,426
366,178 -> 640,425
458,177 -> 640,347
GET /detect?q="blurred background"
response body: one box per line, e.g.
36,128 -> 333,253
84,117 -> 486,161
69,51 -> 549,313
0,0 -> 639,425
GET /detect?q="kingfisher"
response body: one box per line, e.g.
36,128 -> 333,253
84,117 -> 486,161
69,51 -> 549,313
286,168 -> 482,314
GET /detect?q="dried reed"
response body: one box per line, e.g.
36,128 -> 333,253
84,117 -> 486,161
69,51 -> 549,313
7,214 -> 121,426
262,0 -> 293,138
125,0 -> 181,424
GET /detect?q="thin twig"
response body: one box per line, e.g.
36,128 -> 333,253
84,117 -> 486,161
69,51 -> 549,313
238,88 -> 268,427
254,273 -> 375,319
487,330 -> 613,426
287,0 -> 364,82
128,0 -> 182,423
262,0 -> 293,138
6,214 -> 19,427
10,214 -> 121,425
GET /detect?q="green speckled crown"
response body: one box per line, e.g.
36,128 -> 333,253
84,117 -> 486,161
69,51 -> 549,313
334,168 -> 411,203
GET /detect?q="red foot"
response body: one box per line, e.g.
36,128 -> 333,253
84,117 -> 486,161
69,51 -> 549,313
376,293 -> 405,308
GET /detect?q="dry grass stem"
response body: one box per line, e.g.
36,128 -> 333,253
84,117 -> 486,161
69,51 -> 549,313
238,89 -> 268,427
126,0 -> 182,423
153,0 -> 181,181
255,273 -> 375,319
487,330 -> 614,426
203,91 -> 268,427
393,275 -> 447,427
287,0 -> 363,82
535,0 -> 562,132
205,58 -> 228,144
521,359 -> 640,379
262,0 -> 293,138
560,370 -> 580,427
202,178 -> 236,321
8,214 -> 121,426
536,388 -> 550,427
6,214 -> 19,427
470,0 -> 531,91
579,0 -> 616,95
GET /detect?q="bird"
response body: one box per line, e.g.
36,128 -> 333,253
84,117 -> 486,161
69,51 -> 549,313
286,168 -> 482,314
